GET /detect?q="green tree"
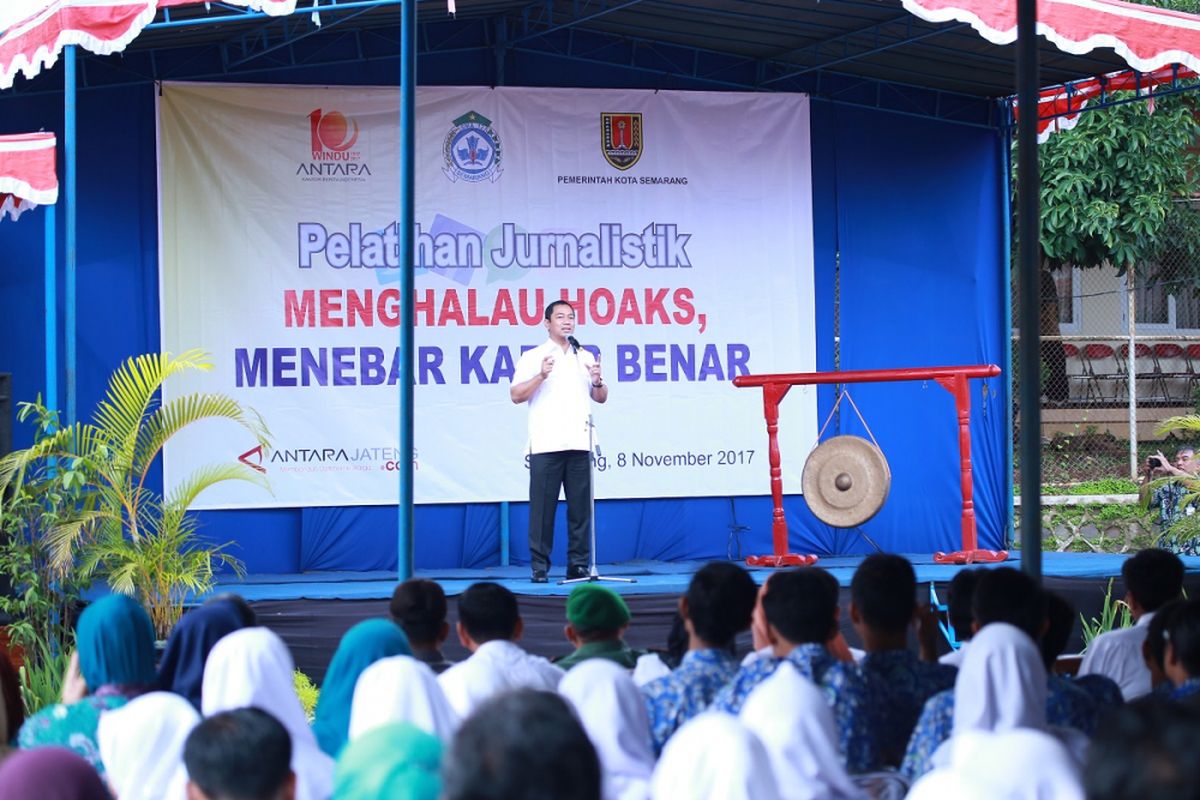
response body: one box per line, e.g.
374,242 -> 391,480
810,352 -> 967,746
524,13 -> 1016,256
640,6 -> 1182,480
1035,0 -> 1200,276
0,350 -> 270,638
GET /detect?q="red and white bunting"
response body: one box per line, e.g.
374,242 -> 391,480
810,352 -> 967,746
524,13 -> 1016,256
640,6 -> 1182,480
902,0 -> 1200,76
0,132 -> 57,222
1027,64 -> 1194,141
0,0 -> 298,90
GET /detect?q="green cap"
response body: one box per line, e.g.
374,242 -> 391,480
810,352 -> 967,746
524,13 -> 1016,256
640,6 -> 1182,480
566,584 -> 631,632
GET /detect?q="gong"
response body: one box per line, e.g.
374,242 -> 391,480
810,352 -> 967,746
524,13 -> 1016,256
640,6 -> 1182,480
801,435 -> 891,527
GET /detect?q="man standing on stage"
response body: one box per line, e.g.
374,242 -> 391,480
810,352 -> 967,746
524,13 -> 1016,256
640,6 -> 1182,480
510,300 -> 607,583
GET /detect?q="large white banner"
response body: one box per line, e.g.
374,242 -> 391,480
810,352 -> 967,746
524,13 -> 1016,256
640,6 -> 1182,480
159,83 -> 816,508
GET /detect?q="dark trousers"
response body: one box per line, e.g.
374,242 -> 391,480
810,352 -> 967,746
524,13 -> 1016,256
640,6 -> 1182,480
528,450 -> 591,573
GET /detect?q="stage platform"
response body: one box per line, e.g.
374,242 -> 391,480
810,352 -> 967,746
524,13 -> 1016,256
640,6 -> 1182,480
211,552 -> 1200,682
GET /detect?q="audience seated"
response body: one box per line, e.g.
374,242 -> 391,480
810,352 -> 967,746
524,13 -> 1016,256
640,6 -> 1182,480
437,582 -> 563,718
631,612 -> 688,687
640,561 -> 757,755
97,691 -> 200,800
1085,697 -> 1200,800
1079,548 -> 1184,700
649,713 -> 780,800
349,655 -> 460,741
332,722 -> 441,800
905,622 -> 1049,781
1140,598 -> 1183,695
442,689 -> 601,800
0,746 -> 110,800
738,662 -> 864,800
156,598 -> 248,710
184,707 -> 295,800
849,554 -> 956,769
938,568 -> 980,667
204,593 -> 258,627
556,584 -> 643,670
18,594 -> 156,774
311,619 -> 410,757
902,569 -> 1104,778
12,549 -> 1185,800
708,566 -> 872,771
389,580 -> 455,674
202,627 -> 333,800
559,658 -> 655,800
907,728 -> 1083,800
1041,591 -> 1111,735
1160,598 -> 1200,704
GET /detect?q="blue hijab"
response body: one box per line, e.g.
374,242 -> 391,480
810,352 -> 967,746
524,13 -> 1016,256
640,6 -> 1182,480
156,599 -> 247,709
313,618 -> 411,757
76,594 -> 155,691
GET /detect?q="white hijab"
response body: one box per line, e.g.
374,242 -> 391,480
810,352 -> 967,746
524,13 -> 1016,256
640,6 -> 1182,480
559,659 -> 655,800
952,622 -> 1047,735
348,655 -> 460,741
97,691 -> 199,800
202,627 -> 334,800
908,728 -> 1084,800
650,713 -> 781,800
739,663 -> 865,800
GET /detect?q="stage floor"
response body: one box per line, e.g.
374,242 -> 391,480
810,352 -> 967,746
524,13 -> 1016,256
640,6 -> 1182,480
215,552 -> 1200,681
213,551 -> 1194,601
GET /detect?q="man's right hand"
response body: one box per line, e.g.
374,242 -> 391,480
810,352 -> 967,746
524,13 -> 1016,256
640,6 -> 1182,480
540,355 -> 555,379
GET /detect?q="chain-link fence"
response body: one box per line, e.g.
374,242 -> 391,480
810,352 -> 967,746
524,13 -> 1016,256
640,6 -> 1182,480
1015,258 -> 1200,491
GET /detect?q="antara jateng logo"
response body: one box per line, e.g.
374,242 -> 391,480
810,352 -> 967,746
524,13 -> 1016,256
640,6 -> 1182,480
298,109 -> 371,180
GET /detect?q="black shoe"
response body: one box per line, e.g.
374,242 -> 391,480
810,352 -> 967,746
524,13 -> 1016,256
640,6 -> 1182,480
531,570 -> 548,584
566,565 -> 590,580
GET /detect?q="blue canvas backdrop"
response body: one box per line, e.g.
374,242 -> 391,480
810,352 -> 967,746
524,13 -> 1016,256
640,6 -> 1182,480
0,60 -> 1007,573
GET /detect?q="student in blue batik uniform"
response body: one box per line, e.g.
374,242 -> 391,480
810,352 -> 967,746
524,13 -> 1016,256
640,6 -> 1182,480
903,569 -> 1115,779
849,554 -> 957,770
708,567 -> 874,772
641,561 -> 758,755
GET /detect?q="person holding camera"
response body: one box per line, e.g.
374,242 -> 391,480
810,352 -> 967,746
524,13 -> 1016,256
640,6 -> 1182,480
1141,447 -> 1199,537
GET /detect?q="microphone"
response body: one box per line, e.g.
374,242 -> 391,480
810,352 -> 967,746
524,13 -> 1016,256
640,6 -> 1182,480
567,335 -> 581,354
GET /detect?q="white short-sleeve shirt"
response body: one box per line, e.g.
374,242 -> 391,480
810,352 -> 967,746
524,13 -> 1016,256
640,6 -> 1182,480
1078,611 -> 1155,700
512,338 -> 597,454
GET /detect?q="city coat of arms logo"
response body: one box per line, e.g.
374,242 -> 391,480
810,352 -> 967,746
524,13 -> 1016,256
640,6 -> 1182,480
601,112 -> 643,170
443,110 -> 503,183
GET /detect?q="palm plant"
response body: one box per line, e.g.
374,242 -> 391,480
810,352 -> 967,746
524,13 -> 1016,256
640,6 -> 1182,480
0,350 -> 270,637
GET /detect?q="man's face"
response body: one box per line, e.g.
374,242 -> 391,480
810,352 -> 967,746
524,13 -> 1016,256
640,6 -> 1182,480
544,304 -> 575,340
1175,450 -> 1196,473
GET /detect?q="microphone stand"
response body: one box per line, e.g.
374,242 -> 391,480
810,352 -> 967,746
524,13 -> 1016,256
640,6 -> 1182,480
561,345 -> 635,586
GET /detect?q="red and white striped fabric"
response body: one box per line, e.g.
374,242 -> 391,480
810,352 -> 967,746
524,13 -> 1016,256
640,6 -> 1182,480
902,0 -> 1200,75
1030,64 -> 1194,140
0,132 -> 57,222
0,0 -> 298,90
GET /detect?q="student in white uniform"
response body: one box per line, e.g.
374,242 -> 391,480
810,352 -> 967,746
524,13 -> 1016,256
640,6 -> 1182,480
1079,548 -> 1184,700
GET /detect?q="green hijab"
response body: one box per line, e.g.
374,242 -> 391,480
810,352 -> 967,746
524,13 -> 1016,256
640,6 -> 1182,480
76,594 -> 156,690
333,722 -> 442,800
312,618 -> 410,756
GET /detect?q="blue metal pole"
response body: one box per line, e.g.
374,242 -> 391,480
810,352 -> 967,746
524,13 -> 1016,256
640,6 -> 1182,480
43,200 -> 57,414
64,46 -> 77,427
397,0 -> 416,580
1001,111 -> 1015,549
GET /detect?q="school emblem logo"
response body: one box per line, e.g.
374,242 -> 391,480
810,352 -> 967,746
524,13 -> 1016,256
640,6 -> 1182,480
443,110 -> 503,183
601,112 -> 642,171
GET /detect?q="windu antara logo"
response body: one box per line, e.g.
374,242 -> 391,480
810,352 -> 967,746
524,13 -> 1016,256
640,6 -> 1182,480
297,109 -> 371,182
